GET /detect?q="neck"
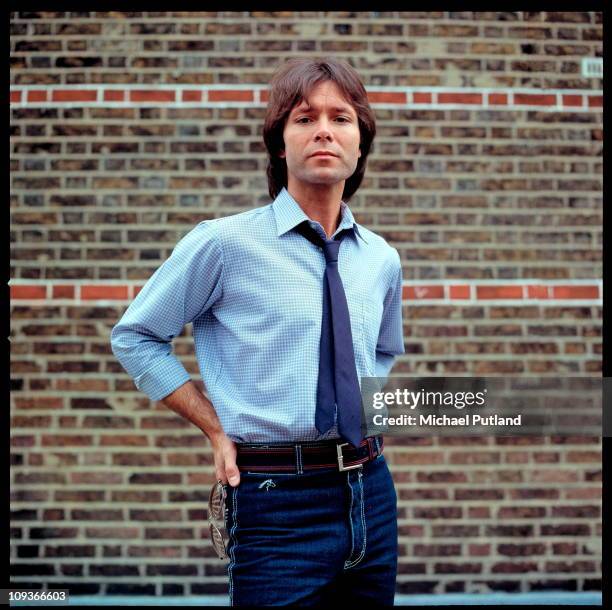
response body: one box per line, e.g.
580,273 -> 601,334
286,180 -> 346,239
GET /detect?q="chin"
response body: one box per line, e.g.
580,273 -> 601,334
304,171 -> 349,184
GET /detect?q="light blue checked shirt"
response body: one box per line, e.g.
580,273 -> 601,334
111,187 -> 405,443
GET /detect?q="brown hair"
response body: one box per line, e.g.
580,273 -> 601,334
263,57 -> 376,202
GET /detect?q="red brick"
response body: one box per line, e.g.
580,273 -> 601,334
450,285 -> 470,299
130,90 -> 175,102
476,286 -> 523,299
27,90 -> 47,102
488,93 -> 508,105
531,470 -> 579,483
402,286 -> 444,299
86,527 -> 140,539
52,90 -> 97,102
564,488 -> 601,500
469,544 -> 491,557
562,94 -> 583,107
104,90 -> 125,101
260,89 -> 269,102
527,285 -> 550,299
413,92 -> 432,103
468,507 -> 491,519
100,435 -> 149,446
11,436 -> 37,449
182,90 -> 202,102
41,435 -> 93,447
81,285 -> 129,300
52,285 -> 75,299
208,89 -> 254,102
10,90 -> 21,103
552,285 -> 599,299
367,91 -> 407,104
565,450 -> 601,464
13,398 -> 63,410
438,92 -> 482,105
11,285 -> 46,299
514,93 -> 556,106
71,472 -> 123,484
588,95 -> 603,107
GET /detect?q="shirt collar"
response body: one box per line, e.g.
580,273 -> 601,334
272,186 -> 368,244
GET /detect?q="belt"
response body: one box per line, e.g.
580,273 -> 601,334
235,435 -> 384,473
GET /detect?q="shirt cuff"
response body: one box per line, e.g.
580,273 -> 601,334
133,354 -> 192,402
375,351 -> 396,379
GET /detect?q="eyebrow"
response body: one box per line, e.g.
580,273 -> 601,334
291,103 -> 356,116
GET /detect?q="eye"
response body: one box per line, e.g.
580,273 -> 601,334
296,117 -> 311,123
335,116 -> 350,123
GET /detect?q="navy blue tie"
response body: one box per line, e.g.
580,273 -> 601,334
295,220 -> 364,448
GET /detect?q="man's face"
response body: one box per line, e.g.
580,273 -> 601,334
280,80 -> 362,189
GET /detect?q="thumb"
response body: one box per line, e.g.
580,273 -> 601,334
225,461 -> 240,487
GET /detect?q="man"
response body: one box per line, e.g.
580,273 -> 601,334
111,57 -> 404,606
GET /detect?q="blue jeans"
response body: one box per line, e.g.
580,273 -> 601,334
223,451 -> 398,606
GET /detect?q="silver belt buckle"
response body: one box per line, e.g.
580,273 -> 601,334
336,442 -> 363,472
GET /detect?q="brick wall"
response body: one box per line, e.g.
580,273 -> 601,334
10,12 -> 602,596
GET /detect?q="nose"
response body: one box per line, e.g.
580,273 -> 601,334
313,117 -> 333,142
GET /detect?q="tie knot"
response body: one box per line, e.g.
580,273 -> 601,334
295,221 -> 351,265
321,239 -> 341,264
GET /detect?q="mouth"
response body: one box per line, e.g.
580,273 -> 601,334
310,152 -> 338,158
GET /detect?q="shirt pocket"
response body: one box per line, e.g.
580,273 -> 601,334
361,296 -> 385,377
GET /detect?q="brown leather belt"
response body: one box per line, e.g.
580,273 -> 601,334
235,435 -> 384,473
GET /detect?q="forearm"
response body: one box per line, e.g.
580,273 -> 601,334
161,380 -> 225,443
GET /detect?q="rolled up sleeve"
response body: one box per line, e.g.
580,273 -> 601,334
110,220 -> 223,401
